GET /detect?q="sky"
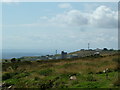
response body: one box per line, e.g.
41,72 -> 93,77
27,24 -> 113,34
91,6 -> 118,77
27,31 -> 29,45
1,2 -> 118,53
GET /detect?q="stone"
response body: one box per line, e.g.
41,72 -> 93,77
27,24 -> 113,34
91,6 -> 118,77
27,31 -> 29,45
70,76 -> 77,80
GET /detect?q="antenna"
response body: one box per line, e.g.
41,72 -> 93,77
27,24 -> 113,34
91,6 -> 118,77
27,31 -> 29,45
56,50 -> 57,55
88,43 -> 90,50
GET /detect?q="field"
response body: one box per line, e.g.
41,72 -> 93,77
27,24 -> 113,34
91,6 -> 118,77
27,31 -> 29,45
1,53 -> 120,89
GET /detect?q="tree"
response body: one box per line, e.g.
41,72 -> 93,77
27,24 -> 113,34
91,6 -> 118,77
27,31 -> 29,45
109,49 -> 114,51
17,59 -> 21,62
11,58 -> 16,63
5,60 -> 8,62
103,48 -> 108,51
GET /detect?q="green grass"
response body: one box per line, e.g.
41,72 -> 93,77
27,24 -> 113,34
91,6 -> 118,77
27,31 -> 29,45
2,54 -> 120,88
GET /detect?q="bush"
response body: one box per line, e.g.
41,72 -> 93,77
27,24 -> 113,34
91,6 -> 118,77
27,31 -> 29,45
39,69 -> 53,76
34,77 -> 40,81
113,79 -> 120,87
53,81 -> 68,88
11,58 -> 16,62
86,75 -> 97,81
63,63 -> 77,68
23,61 -> 32,64
96,71 -> 104,74
2,72 -> 18,80
72,80 -> 79,85
2,73 -> 11,80
11,65 -> 18,70
112,58 -> 120,63
15,72 -> 30,79
60,72 -> 78,78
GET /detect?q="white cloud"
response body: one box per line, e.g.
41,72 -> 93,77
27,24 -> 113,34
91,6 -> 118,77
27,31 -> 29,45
48,5 -> 118,29
58,3 -> 72,9
49,10 -> 88,26
3,5 -> 118,29
89,5 -> 118,28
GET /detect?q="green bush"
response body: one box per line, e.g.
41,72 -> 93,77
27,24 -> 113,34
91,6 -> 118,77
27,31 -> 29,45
60,72 -> 77,79
113,79 -> 120,87
63,63 -> 77,68
39,69 -> 53,76
53,81 -> 68,88
2,73 -> 11,80
72,80 -> 79,85
112,58 -> 120,63
23,61 -> 32,64
15,72 -> 30,79
11,64 -> 18,70
34,77 -> 40,81
86,75 -> 97,81
2,72 -> 18,80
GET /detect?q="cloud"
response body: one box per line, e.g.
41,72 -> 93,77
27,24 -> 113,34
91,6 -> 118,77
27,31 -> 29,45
48,5 -> 118,29
89,5 -> 118,28
49,10 -> 88,26
58,3 -> 72,9
3,5 -> 118,29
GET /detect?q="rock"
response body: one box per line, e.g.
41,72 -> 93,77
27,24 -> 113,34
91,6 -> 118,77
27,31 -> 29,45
8,85 -> 12,89
70,76 -> 77,80
2,82 -> 13,88
103,70 -> 106,73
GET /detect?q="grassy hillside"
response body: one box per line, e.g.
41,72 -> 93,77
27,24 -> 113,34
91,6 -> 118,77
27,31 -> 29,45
2,54 -> 120,89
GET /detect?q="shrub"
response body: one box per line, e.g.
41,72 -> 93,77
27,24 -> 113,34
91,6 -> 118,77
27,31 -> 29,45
15,72 -> 30,79
53,81 -> 68,88
39,69 -> 53,76
11,58 -> 16,62
17,59 -> 21,62
114,66 -> 120,72
2,73 -> 11,80
86,75 -> 97,81
34,77 -> 40,81
23,61 -> 32,64
11,65 -> 18,70
2,72 -> 18,80
63,63 -> 77,68
112,58 -> 120,63
72,80 -> 79,85
96,71 -> 104,74
113,79 -> 120,87
60,72 -> 78,78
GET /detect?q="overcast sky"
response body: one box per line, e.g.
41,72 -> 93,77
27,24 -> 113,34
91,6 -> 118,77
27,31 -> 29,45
1,2 -> 118,53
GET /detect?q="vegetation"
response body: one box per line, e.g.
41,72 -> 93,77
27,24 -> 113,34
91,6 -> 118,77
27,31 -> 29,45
2,53 -> 120,88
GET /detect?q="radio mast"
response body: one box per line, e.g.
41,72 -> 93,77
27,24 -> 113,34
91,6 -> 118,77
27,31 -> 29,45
88,43 -> 90,50
56,50 -> 57,55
